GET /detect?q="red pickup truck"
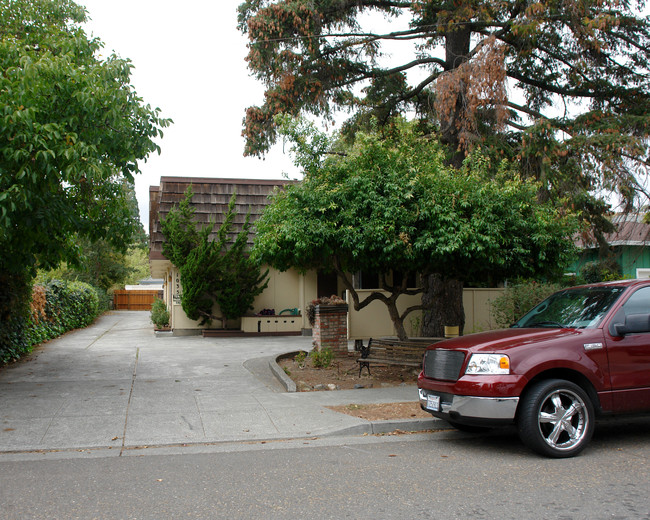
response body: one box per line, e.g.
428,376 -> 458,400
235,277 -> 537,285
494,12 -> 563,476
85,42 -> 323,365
418,280 -> 650,457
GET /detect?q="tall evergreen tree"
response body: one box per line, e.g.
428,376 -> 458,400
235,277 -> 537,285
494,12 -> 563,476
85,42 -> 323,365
161,187 -> 268,327
238,0 -> 649,209
215,208 -> 269,328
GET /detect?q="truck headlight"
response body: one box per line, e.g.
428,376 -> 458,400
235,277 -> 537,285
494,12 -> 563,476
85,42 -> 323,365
465,354 -> 510,375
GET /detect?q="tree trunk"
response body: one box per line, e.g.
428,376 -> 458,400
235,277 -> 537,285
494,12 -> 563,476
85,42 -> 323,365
421,274 -> 465,337
386,299 -> 409,341
441,26 -> 472,169
422,29 -> 472,337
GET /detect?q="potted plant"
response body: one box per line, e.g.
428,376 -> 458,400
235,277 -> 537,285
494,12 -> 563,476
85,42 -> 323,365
150,298 -> 170,330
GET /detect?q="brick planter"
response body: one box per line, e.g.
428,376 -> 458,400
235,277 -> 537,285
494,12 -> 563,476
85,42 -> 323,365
313,304 -> 349,355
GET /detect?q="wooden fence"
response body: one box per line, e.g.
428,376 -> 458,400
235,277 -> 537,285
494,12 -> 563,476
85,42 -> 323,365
113,290 -> 162,311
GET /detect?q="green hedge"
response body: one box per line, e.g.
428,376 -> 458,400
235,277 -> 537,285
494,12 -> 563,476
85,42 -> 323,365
0,280 -> 105,365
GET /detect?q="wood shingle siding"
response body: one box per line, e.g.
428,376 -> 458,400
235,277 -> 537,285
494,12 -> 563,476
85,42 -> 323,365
149,177 -> 294,262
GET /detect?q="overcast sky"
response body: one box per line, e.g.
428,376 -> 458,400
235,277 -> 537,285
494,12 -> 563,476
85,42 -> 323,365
80,0 -> 300,226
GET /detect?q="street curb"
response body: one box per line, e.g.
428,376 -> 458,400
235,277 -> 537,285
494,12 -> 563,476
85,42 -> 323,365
269,352 -> 300,393
0,420 -> 450,460
325,418 -> 448,438
370,417 -> 447,434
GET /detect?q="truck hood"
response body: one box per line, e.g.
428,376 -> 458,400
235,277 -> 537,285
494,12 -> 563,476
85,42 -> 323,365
429,327 -> 592,353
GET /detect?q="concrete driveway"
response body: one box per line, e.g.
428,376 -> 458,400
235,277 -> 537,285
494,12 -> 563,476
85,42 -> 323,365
0,312 -> 434,455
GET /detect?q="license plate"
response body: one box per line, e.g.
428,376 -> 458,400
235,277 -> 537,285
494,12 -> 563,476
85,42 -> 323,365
426,394 -> 440,411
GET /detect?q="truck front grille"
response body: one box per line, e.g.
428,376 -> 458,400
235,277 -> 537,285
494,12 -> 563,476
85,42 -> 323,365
423,349 -> 465,381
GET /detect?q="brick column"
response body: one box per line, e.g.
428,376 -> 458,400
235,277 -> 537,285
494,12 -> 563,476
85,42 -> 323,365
313,304 -> 348,355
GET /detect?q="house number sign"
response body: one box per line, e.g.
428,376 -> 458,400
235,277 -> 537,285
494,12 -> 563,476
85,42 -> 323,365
173,271 -> 182,304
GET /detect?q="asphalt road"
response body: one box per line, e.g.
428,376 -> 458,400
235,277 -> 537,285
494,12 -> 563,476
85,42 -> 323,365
1,415 -> 649,520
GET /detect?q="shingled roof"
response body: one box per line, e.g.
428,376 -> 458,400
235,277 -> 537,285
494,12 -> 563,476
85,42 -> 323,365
149,177 -> 293,264
575,213 -> 650,249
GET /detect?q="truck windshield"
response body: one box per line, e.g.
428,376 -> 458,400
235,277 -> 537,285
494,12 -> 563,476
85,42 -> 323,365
513,286 -> 626,329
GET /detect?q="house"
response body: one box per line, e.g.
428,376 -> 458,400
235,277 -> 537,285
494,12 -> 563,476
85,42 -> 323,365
572,213 -> 650,279
149,176 -> 502,337
149,177 -> 329,335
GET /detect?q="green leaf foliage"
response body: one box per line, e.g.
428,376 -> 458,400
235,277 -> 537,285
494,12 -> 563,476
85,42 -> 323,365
0,279 -> 104,365
490,280 -> 563,329
0,0 -> 170,277
161,186 -> 202,268
255,120 -> 579,282
150,298 -> 170,329
254,119 -> 579,338
0,0 -> 170,348
215,207 -> 269,325
36,183 -> 148,293
179,228 -> 223,324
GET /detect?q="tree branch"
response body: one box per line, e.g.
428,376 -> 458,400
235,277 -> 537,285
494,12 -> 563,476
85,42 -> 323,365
337,56 -> 445,90
399,303 -> 429,322
506,119 -> 529,131
506,70 -> 598,98
332,257 -> 389,310
507,101 -> 549,121
608,26 -> 650,53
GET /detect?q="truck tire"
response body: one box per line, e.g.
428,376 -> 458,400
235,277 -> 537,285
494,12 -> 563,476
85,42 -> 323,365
517,379 -> 594,458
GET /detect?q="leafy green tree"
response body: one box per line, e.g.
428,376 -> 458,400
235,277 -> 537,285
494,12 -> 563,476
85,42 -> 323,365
161,187 -> 268,328
36,239 -> 149,293
254,119 -> 578,339
0,0 -> 169,349
123,246 -> 152,286
37,181 -> 150,293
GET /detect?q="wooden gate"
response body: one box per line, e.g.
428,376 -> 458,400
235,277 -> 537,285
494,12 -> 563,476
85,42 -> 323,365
113,290 -> 162,311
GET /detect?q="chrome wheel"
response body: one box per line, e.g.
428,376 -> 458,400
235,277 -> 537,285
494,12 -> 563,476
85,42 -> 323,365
537,388 -> 589,451
518,379 -> 595,458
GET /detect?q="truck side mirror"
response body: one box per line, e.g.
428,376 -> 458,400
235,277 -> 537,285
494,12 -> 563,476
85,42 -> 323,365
613,313 -> 650,336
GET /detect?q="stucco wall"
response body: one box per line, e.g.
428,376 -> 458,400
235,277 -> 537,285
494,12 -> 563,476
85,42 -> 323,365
346,288 -> 505,340
163,262 -> 503,338
168,266 -> 317,333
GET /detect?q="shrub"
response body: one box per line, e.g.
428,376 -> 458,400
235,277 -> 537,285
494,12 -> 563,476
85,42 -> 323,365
150,298 -> 170,329
294,350 -> 307,367
580,260 -> 622,283
43,280 -> 100,333
0,269 -> 33,365
491,281 -> 561,329
1,280 -> 103,365
310,347 -> 334,368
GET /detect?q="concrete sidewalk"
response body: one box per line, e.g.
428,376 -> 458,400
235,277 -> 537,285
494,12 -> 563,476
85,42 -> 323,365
0,312 -> 443,454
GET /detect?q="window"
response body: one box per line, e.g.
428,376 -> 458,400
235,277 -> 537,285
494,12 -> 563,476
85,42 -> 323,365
515,286 -> 625,329
636,268 -> 650,279
622,287 -> 650,316
356,271 -> 380,289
